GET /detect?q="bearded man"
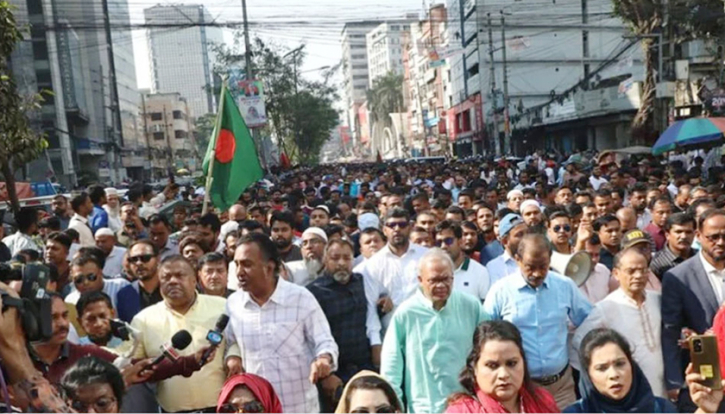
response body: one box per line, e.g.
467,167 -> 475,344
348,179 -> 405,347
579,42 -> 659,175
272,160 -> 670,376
286,227 -> 328,285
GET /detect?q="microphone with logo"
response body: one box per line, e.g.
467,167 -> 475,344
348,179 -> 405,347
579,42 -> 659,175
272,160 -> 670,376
200,314 -> 229,365
148,329 -> 193,369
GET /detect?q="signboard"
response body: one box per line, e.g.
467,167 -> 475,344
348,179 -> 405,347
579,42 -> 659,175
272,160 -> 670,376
228,68 -> 267,127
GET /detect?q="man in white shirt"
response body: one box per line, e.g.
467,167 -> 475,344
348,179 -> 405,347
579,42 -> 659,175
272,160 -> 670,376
94,228 -> 126,278
2,207 -> 42,256
286,227 -> 327,286
589,165 -> 609,190
355,208 -> 428,330
434,220 -> 489,301
64,254 -> 129,309
574,248 -> 666,397
225,232 -> 339,413
68,192 -> 95,247
219,204 -> 247,243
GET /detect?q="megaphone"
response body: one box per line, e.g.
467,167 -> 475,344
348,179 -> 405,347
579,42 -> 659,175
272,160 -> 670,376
550,251 -> 592,287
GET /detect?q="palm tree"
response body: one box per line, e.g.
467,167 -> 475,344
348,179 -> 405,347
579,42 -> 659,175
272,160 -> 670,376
367,72 -> 404,125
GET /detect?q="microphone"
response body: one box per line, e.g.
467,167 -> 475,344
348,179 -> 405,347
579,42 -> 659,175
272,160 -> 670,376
150,330 -> 193,367
111,319 -> 143,369
200,314 -> 230,365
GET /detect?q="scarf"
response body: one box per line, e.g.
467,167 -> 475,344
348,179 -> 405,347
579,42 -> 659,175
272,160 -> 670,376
577,361 -> 656,413
216,374 -> 283,413
335,370 -> 398,413
462,386 -> 559,413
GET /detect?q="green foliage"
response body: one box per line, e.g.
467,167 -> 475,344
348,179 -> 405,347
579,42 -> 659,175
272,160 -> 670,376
0,1 -> 49,212
366,72 -> 404,126
194,113 -> 216,155
210,35 -> 339,165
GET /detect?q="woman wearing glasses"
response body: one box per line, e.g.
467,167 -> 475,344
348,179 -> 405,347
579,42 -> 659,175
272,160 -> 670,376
61,357 -> 125,413
335,371 -> 403,414
216,374 -> 283,413
445,321 -> 559,413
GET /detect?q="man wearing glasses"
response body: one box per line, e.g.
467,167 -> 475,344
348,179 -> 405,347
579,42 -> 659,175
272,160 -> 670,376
115,240 -> 163,323
356,208 -> 428,336
64,254 -> 129,310
434,220 -> 489,301
286,227 -> 328,285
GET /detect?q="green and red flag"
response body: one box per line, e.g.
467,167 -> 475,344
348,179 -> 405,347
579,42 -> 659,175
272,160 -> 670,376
202,85 -> 263,211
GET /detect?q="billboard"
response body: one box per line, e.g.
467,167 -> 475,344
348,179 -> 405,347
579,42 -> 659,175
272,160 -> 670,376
227,67 -> 267,127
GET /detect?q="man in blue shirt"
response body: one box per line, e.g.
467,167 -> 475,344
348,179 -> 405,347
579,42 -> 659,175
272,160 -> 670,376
88,185 -> 109,233
484,233 -> 592,409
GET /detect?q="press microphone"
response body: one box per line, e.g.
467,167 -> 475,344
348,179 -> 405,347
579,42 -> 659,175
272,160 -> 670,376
150,329 -> 193,367
200,314 -> 230,365
111,319 -> 143,369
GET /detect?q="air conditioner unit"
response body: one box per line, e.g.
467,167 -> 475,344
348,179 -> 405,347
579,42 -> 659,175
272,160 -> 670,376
149,124 -> 163,133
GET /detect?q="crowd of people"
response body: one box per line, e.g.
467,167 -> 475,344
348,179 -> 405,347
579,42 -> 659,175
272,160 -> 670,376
2,148 -> 725,413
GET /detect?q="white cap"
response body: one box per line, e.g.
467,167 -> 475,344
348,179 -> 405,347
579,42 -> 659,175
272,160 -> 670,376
507,189 -> 524,200
104,187 -> 118,197
358,213 -> 380,231
302,227 -> 328,243
95,228 -> 115,238
313,205 -> 330,215
520,199 -> 541,212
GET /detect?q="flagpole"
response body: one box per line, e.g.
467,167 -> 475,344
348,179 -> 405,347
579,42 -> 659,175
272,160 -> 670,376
202,81 -> 227,215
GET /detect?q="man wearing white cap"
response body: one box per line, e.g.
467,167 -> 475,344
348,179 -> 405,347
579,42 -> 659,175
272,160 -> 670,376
507,189 -> 524,212
103,187 -> 122,233
286,227 -> 328,286
95,228 -> 126,278
520,200 -> 544,228
310,205 -> 331,228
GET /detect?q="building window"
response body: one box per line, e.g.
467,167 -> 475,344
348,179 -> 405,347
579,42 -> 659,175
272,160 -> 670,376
153,132 -> 164,140
172,110 -> 183,119
175,130 -> 187,139
150,112 -> 163,121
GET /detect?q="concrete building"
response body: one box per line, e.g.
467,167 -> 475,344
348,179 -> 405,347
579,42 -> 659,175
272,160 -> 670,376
446,0 -> 643,156
366,21 -> 413,88
9,0 -> 144,186
141,93 -> 198,179
144,4 -> 223,120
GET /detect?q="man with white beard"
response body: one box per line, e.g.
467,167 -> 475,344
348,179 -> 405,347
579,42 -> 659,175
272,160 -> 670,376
286,227 -> 328,285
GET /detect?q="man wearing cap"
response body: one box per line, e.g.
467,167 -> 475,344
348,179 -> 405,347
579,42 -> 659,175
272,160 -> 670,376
486,214 -> 528,285
506,190 -> 524,212
94,228 -> 126,278
614,229 -> 662,292
103,188 -> 122,233
520,200 -> 544,231
311,205 -> 331,228
286,228 -> 328,286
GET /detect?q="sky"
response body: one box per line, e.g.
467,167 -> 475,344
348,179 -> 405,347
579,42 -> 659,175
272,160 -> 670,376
128,0 -> 427,90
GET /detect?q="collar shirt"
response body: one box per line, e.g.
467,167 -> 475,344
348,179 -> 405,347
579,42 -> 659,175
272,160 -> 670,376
699,252 -> 725,304
131,294 -> 228,412
225,277 -> 338,413
579,263 -> 613,305
158,238 -> 179,261
69,214 -> 95,246
454,257 -> 490,301
31,342 -> 117,385
485,251 -> 518,286
573,290 -> 665,397
484,271 -> 592,378
636,209 -> 652,230
90,205 -> 109,233
65,278 -> 130,310
2,232 -> 42,256
103,246 -> 127,278
589,175 -> 609,191
651,245 -> 696,280
644,223 -> 667,251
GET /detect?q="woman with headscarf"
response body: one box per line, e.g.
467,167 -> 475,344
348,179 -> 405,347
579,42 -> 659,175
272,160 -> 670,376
335,371 -> 403,414
565,328 -> 724,413
216,374 -> 283,413
445,321 -> 559,413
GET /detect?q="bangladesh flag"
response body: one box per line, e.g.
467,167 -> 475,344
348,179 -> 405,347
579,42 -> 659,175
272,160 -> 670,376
202,86 -> 264,211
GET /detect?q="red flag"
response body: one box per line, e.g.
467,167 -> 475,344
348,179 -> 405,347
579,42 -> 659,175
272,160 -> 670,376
280,151 -> 291,169
376,150 -> 383,163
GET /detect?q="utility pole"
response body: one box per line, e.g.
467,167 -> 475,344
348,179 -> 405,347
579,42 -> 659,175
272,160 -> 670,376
500,11 -> 511,154
141,93 -> 152,180
487,13 -> 500,156
101,0 -> 124,182
240,0 -> 267,169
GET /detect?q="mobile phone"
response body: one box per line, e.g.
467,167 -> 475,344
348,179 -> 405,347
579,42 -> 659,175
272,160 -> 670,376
689,335 -> 723,390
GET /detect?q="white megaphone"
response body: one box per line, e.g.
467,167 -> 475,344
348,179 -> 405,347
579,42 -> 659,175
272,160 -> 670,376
550,251 -> 592,287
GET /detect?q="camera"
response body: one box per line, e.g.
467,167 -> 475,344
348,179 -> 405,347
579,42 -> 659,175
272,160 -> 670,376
692,338 -> 703,353
0,263 -> 53,342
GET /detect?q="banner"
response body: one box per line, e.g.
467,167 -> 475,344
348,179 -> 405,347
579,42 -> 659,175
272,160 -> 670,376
228,67 -> 267,127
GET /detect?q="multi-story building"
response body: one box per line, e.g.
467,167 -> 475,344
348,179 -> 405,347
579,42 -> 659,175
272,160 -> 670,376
141,93 -> 198,179
366,21 -> 414,88
144,4 -> 223,120
9,0 -> 144,186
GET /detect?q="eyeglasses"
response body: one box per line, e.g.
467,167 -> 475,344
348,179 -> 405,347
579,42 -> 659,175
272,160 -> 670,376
128,254 -> 155,264
435,237 -> 455,247
351,405 -> 397,413
385,221 -> 409,229
553,225 -> 571,233
73,273 -> 98,285
704,233 -> 725,243
218,401 -> 265,413
71,397 -> 117,412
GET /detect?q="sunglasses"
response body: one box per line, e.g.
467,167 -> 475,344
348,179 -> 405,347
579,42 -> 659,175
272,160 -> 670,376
553,225 -> 571,233
73,273 -> 98,285
385,222 -> 409,229
351,405 -> 397,414
128,254 -> 155,264
71,397 -> 117,412
705,233 -> 725,243
435,237 -> 455,247
218,401 -> 265,413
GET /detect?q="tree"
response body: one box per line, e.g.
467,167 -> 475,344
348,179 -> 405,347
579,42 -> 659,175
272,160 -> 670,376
367,72 -> 404,125
0,1 -> 48,213
210,36 -> 339,165
194,113 -> 216,156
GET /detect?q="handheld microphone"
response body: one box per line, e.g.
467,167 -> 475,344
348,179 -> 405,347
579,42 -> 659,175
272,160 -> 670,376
200,314 -> 230,365
111,319 -> 143,369
150,330 -> 193,367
